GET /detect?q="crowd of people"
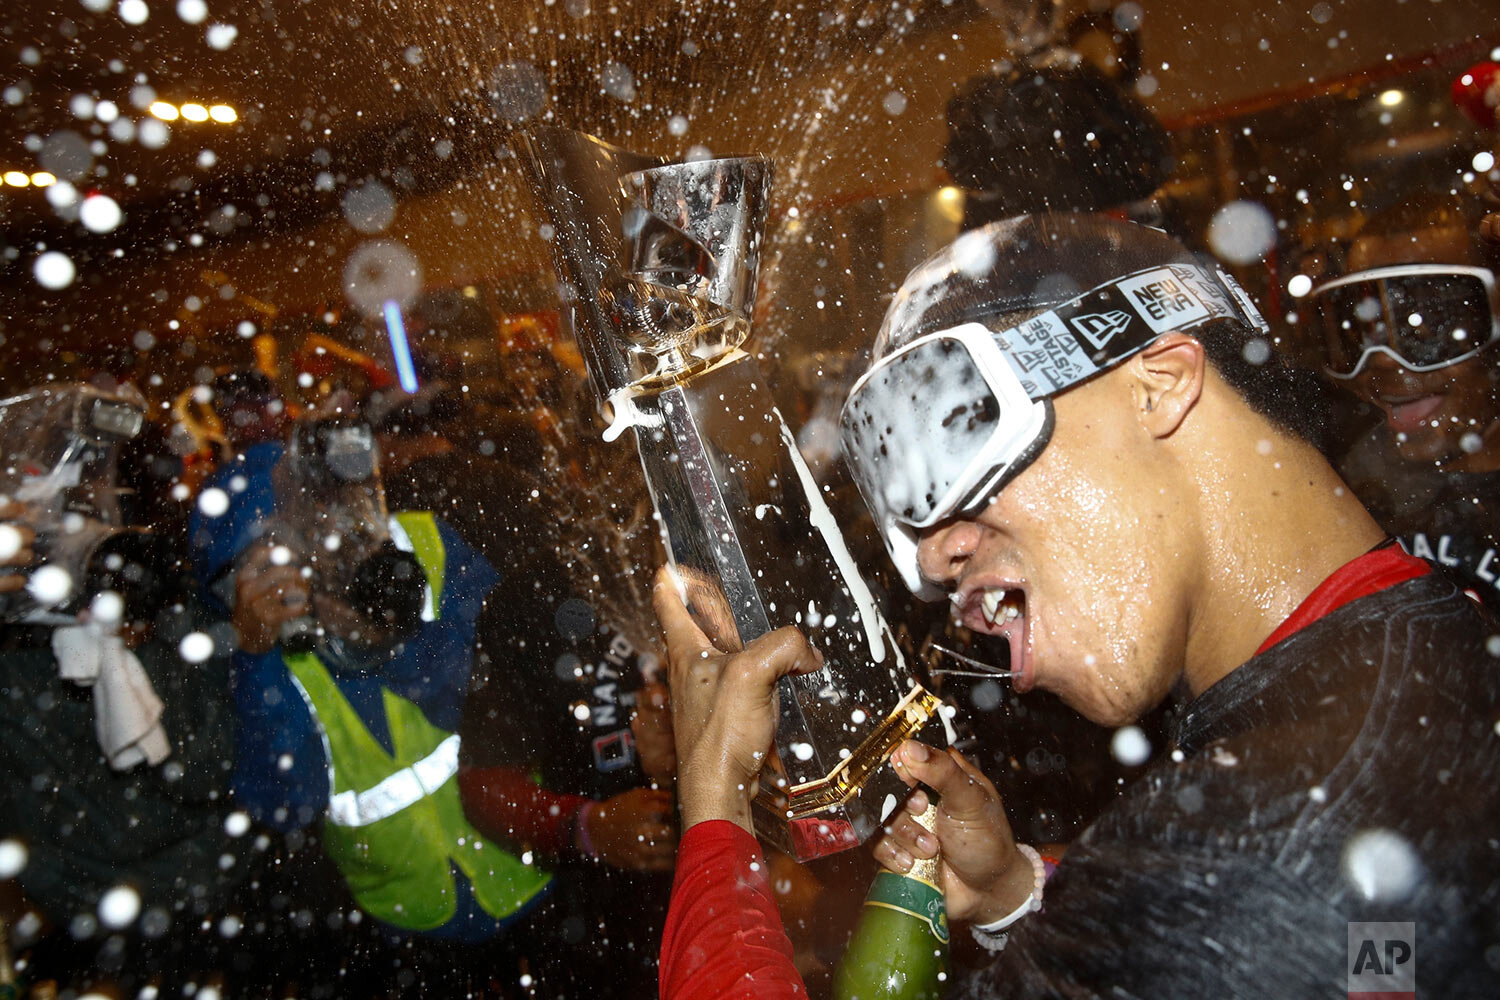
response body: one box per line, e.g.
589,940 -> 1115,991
0,327 -> 685,997
2,59 -> 1499,1000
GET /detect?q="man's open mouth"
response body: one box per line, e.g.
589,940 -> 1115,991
980,588 -> 1022,627
958,585 -> 1033,690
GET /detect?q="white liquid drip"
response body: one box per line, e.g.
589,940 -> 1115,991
600,348 -> 752,443
602,388 -> 645,443
937,701 -> 959,746
774,407 -> 898,668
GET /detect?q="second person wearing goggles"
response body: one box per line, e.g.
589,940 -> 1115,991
1311,192 -> 1500,469
1314,192 -> 1500,605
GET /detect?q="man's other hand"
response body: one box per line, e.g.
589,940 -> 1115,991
632,682 -> 677,787
652,567 -> 823,835
585,786 -> 678,873
875,741 -> 1039,925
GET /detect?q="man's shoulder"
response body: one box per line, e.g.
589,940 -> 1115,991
1179,575 -> 1500,749
1081,577 -> 1500,910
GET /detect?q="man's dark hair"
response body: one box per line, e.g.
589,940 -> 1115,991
1193,317 -> 1334,454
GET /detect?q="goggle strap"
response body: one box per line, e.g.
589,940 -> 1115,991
993,263 -> 1268,401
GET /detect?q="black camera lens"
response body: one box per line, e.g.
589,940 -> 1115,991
345,543 -> 426,640
279,615 -> 321,653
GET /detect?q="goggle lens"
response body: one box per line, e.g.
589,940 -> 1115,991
1315,271 -> 1493,375
842,335 -> 1006,529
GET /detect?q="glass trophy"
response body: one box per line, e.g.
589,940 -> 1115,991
517,127 -> 942,860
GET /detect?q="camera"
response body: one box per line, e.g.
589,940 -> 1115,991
0,385 -> 151,625
220,415 -> 428,670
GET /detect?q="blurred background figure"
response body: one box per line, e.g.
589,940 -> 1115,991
189,408 -> 552,995
943,0 -> 1172,230
1310,191 -> 1500,603
361,322 -> 678,997
209,368 -> 292,456
0,384 -> 249,997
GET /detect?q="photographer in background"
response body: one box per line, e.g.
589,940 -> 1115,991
367,354 -> 678,999
0,384 -> 247,996
191,410 -> 551,992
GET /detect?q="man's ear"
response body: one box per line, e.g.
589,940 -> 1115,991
1129,333 -> 1205,439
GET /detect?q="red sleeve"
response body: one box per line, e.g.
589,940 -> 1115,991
457,765 -> 590,856
659,821 -> 808,1000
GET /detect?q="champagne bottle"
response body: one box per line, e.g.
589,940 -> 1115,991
833,802 -> 948,1000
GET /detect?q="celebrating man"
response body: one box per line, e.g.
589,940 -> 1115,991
655,214 -> 1500,997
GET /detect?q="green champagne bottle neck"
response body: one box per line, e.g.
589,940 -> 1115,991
833,801 -> 949,1000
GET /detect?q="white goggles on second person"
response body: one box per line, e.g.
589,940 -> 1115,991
1309,264 -> 1500,379
841,262 -> 1268,599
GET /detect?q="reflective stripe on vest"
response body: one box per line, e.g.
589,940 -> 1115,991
326,732 -> 460,828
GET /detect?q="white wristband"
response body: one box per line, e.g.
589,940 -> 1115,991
969,843 -> 1046,952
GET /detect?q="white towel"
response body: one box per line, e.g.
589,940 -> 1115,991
52,620 -> 171,770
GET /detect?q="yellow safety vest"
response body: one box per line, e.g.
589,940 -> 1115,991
284,512 -> 551,931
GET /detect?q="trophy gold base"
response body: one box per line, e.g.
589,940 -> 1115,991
754,685 -> 943,860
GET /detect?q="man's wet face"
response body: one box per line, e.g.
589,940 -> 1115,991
1346,227 -> 1500,467
914,370 -> 1191,728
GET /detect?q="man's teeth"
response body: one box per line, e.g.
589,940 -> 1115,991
981,589 -> 1021,626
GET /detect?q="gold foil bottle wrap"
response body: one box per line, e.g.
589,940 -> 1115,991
908,800 -> 940,884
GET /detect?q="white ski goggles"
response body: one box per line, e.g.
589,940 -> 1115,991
1310,265 -> 1499,379
841,262 -> 1267,598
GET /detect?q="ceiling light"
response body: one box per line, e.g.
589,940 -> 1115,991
3,171 -> 30,187
180,103 -> 209,122
208,104 -> 237,123
1378,89 -> 1404,107
149,101 -> 180,121
30,171 -> 56,187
